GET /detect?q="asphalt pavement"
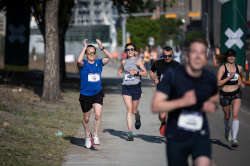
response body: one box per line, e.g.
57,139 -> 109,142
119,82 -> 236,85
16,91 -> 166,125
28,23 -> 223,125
62,56 -> 250,166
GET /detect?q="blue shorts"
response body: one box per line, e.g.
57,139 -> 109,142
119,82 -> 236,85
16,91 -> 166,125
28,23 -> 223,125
122,82 -> 142,100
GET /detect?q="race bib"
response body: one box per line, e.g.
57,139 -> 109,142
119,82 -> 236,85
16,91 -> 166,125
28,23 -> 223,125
177,110 -> 203,132
124,74 -> 134,81
227,72 -> 239,82
88,73 -> 100,82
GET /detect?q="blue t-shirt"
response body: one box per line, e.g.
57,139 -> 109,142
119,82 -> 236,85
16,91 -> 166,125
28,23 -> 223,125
157,65 -> 218,140
78,59 -> 104,96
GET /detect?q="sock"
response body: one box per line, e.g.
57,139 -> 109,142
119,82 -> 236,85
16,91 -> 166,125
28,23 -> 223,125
223,118 -> 230,131
232,120 -> 239,140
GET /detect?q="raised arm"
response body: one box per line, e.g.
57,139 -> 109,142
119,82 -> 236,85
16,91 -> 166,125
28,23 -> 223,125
77,39 -> 88,67
96,39 -> 112,65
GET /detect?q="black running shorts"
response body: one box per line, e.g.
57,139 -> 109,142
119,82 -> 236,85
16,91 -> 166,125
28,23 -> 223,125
220,88 -> 242,107
166,137 -> 211,166
79,90 -> 105,113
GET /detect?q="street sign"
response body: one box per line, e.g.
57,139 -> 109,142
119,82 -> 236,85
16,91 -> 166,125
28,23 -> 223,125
149,37 -> 154,46
165,13 -> 177,18
220,0 -> 247,70
188,11 -> 200,17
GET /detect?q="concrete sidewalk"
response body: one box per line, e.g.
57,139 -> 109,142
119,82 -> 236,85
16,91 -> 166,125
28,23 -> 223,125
62,63 -> 167,166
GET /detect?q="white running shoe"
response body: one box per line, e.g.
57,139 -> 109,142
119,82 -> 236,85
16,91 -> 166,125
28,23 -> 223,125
85,132 -> 93,149
93,135 -> 100,145
85,136 -> 92,148
231,139 -> 239,148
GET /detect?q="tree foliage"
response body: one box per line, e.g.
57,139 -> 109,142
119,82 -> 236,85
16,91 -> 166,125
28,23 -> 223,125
157,16 -> 183,47
126,17 -> 160,49
117,16 -> 183,48
184,31 -> 206,45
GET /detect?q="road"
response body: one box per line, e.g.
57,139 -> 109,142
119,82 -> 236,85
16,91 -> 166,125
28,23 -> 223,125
62,55 -> 250,166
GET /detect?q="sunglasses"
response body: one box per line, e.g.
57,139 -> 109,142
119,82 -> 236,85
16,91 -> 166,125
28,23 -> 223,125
125,48 -> 135,52
227,54 -> 236,57
86,52 -> 96,55
163,54 -> 172,58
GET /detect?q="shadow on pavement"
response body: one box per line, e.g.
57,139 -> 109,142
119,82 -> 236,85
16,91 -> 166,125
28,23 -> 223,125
210,139 -> 234,150
103,129 -> 166,144
63,136 -> 98,150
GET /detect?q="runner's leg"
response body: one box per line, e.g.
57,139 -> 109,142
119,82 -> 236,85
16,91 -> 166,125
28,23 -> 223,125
83,111 -> 91,137
132,99 -> 140,120
123,95 -> 133,131
194,156 -> 210,166
231,99 -> 241,140
93,103 -> 102,136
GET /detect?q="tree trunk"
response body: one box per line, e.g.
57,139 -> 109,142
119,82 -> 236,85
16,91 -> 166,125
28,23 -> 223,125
42,0 -> 62,100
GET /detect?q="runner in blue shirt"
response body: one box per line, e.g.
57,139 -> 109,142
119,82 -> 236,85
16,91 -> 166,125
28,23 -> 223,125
151,39 -> 219,166
77,39 -> 112,149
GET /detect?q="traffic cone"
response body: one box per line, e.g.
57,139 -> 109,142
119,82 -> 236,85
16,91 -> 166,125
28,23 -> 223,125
214,61 -> 217,66
213,55 -> 217,66
245,59 -> 249,70
203,59 -> 206,66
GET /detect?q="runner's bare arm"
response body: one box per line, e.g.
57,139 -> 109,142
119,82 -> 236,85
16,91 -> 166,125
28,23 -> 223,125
77,39 -> 88,67
201,92 -> 219,113
96,39 -> 112,65
151,90 -> 197,113
136,59 -> 148,77
238,65 -> 246,88
117,60 -> 125,77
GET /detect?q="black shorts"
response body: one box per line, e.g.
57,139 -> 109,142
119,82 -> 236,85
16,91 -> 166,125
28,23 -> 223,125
122,82 -> 142,100
166,137 -> 211,166
220,88 -> 242,107
79,90 -> 105,113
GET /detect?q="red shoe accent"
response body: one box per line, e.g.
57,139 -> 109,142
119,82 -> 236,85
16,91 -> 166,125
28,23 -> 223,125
89,132 -> 93,147
159,121 -> 167,136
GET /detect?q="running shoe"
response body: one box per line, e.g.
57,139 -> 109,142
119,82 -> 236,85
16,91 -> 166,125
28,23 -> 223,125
225,127 -> 232,141
231,139 -> 239,148
127,132 -> 134,141
159,121 -> 167,136
135,113 -> 141,130
93,135 -> 100,145
85,136 -> 92,149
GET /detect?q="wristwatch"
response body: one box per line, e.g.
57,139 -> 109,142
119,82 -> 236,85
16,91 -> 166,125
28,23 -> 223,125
101,47 -> 105,51
137,71 -> 139,75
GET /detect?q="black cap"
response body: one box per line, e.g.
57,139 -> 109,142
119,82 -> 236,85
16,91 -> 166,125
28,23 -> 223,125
225,49 -> 236,56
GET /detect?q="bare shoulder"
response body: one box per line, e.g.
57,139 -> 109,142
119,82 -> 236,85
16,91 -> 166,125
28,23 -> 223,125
236,64 -> 242,69
121,59 -> 125,65
217,65 -> 225,73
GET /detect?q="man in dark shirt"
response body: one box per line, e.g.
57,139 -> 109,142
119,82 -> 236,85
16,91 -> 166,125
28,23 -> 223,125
151,39 -> 219,166
149,46 -> 180,136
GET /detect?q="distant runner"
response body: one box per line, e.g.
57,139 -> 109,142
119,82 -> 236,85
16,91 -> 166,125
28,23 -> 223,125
117,43 -> 148,141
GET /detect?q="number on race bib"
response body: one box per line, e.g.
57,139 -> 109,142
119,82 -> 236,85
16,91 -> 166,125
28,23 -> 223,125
177,110 -> 203,132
